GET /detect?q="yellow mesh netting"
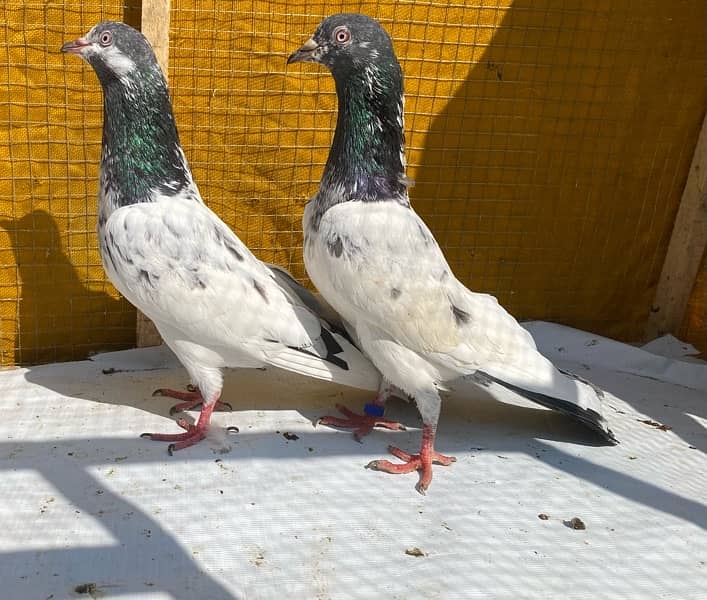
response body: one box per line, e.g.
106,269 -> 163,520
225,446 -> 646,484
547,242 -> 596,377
0,1 -> 704,366
0,3 -> 137,365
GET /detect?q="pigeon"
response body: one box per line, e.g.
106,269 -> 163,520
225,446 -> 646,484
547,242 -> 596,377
288,13 -> 617,493
60,21 -> 381,453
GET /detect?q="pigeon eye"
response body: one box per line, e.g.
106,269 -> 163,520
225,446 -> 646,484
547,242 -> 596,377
333,26 -> 351,45
99,31 -> 113,46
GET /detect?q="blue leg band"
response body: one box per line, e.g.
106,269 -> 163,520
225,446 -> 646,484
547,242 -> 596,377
364,403 -> 385,417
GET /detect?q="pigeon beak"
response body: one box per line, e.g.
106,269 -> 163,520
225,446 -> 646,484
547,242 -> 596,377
60,37 -> 91,55
287,37 -> 319,64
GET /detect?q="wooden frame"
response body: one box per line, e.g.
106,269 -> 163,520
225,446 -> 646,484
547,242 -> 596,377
645,112 -> 707,340
135,0 -> 171,347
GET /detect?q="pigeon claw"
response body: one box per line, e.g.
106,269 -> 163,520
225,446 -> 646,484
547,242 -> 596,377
164,429 -> 207,455
366,443 -> 456,495
169,403 -> 194,416
316,403 -> 405,441
140,398 -> 227,453
152,387 -> 231,415
142,422 -> 207,454
152,387 -> 201,402
169,399 -> 232,415
140,409 -> 212,454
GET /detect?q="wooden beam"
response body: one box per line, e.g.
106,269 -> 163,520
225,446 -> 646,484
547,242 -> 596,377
140,0 -> 172,75
645,111 -> 707,340
135,0 -> 172,347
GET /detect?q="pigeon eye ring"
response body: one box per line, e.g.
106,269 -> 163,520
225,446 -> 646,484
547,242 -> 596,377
99,31 -> 112,46
333,26 -> 351,45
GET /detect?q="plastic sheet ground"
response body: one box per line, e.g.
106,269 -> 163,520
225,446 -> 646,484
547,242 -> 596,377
0,323 -> 705,599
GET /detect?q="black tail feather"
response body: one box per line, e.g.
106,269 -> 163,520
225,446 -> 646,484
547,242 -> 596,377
477,371 -> 618,444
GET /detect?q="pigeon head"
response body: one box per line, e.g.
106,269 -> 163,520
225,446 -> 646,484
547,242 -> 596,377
61,21 -> 161,88
287,14 -> 398,83
61,22 -> 191,214
288,14 -> 409,209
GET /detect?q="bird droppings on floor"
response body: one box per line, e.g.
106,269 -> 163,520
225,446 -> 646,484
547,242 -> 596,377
73,582 -> 97,596
565,517 -> 587,530
638,419 -> 673,431
0,323 -> 705,599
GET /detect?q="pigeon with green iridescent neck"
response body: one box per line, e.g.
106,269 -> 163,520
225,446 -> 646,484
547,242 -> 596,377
61,21 -> 381,453
288,14 -> 617,494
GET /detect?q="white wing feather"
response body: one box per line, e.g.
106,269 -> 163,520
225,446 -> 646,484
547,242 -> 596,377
305,200 -> 613,437
99,194 -> 380,392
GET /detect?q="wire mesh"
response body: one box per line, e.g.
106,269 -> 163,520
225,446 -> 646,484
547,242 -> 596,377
0,2 -> 140,365
168,0 -> 705,339
0,0 -> 704,366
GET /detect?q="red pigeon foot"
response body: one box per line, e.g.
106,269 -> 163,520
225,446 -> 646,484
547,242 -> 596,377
141,399 -> 237,454
365,425 -> 456,494
152,387 -> 232,415
316,403 -> 406,441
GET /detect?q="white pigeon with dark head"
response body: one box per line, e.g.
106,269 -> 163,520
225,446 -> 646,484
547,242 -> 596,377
288,13 -> 617,494
61,21 -> 381,453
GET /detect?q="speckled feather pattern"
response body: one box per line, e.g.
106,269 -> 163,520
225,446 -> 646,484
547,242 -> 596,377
66,21 -> 381,409
297,14 -> 615,441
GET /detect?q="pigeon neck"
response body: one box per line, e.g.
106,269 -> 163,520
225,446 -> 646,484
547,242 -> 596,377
320,62 -> 409,207
99,66 -> 192,216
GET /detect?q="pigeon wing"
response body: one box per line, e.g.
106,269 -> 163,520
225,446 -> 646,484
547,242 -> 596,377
309,200 -> 615,439
101,195 -> 379,390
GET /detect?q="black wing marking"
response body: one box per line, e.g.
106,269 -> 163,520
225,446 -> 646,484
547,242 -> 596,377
286,327 -> 349,371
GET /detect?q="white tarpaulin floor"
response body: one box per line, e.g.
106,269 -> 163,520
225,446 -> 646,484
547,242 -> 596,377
0,322 -> 705,599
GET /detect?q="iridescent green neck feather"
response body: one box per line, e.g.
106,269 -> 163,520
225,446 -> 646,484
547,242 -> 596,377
98,62 -> 191,210
320,57 -> 409,206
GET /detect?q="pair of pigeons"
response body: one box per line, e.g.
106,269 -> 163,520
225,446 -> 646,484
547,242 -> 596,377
61,14 -> 616,494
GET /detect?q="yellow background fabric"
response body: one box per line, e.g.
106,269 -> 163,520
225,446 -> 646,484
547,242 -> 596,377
0,0 -> 704,365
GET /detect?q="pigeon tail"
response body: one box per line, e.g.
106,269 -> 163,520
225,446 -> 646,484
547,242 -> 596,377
477,371 -> 617,443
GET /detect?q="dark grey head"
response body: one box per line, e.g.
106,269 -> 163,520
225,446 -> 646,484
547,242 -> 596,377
288,14 -> 409,212
61,22 -> 191,212
287,14 -> 398,83
61,21 -> 163,89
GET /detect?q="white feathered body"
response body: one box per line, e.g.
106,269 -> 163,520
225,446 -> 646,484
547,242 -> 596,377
304,199 -> 613,436
97,185 -> 380,404
64,19 -> 381,453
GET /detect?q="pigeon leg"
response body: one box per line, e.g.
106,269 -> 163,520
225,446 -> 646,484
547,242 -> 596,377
141,398 -> 217,454
315,381 -> 405,441
152,386 -> 232,415
366,424 -> 456,494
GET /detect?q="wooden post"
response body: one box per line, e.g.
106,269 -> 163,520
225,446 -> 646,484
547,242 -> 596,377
645,112 -> 707,340
141,0 -> 172,75
135,0 -> 172,347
